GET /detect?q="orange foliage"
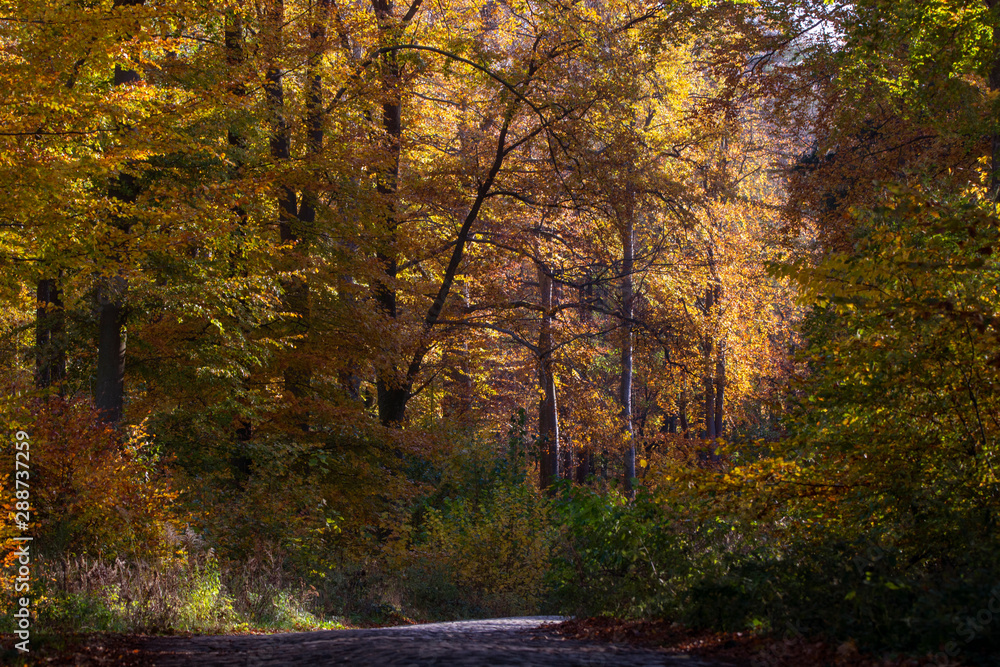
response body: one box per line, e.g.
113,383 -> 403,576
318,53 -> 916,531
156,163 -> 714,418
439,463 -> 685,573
1,398 -> 180,560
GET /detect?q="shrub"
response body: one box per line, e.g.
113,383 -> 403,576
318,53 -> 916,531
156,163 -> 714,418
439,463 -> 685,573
0,397 -> 179,559
393,436 -> 555,620
546,483 -> 690,618
412,481 -> 553,617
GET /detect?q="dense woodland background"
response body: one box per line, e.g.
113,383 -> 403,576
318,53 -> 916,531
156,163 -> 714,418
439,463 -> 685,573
2,0 -> 1000,662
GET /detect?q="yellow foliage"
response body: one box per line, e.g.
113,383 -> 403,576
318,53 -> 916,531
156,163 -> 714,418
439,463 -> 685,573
415,484 -> 554,615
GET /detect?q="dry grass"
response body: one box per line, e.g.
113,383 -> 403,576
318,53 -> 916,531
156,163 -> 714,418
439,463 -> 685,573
3,549 -> 344,636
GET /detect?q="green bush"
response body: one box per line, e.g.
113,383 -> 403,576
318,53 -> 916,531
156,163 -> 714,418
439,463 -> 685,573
546,483 -> 690,618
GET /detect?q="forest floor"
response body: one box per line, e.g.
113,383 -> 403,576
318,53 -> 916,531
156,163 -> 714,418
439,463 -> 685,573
552,618 -> 955,666
1,617 -> 959,666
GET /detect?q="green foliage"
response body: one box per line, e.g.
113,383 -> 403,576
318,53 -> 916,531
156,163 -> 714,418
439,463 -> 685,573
689,180 -> 1000,654
838,0 -> 998,133
396,438 -> 554,619
776,181 -> 1000,559
547,484 -> 689,618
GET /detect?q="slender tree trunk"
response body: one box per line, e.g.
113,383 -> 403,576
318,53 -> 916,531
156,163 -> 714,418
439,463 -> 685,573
370,0 -> 512,426
560,401 -> 573,478
38,17 -> 90,395
442,282 -> 474,420
298,1 -> 328,227
679,390 -> 688,436
35,278 -> 65,391
703,285 -> 716,443
265,0 -> 310,409
704,380 -> 715,438
537,264 -> 560,491
715,341 -> 725,439
226,11 -> 254,484
225,12 -> 247,153
620,188 -> 636,495
988,0 -> 1000,200
677,391 -> 689,438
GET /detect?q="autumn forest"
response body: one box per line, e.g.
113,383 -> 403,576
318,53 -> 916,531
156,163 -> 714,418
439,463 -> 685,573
2,0 -> 1000,663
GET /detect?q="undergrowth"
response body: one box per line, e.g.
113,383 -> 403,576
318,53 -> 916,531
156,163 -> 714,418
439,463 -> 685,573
0,550 -> 345,636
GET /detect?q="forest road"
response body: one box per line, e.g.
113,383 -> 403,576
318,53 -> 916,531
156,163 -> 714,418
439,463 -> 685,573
140,617 -> 734,666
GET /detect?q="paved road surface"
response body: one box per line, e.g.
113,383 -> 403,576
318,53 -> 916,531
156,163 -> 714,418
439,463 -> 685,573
141,617 -> 729,666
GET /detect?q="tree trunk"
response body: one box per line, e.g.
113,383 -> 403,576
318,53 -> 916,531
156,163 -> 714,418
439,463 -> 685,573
560,402 -> 573,479
704,378 -> 716,439
225,12 -> 247,152
298,0 -> 327,227
988,0 -> 1000,200
715,343 -> 725,439
576,447 -> 594,484
373,0 -> 406,426
226,12 -> 254,484
35,278 -> 65,391
265,0 -> 310,409
442,282 -> 473,420
703,285 -> 716,443
377,384 -> 408,426
620,188 -> 636,495
94,20 -> 142,423
537,264 -> 560,491
679,390 -> 689,435
95,282 -> 126,424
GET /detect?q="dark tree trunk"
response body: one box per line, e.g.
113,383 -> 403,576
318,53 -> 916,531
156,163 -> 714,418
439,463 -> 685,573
378,385 -> 409,426
575,447 -> 593,484
988,0 -> 1000,200
679,391 -> 688,435
225,11 -> 255,485
225,11 -> 252,275
715,345 -> 725,439
704,378 -> 716,439
225,12 -> 247,151
702,285 -> 716,442
94,20 -> 143,423
373,0 -> 406,426
95,285 -> 126,424
560,415 -> 573,479
368,0 -> 513,427
35,278 -> 65,391
537,264 -> 560,491
297,0 -> 328,226
265,0 -> 311,408
660,414 -> 677,434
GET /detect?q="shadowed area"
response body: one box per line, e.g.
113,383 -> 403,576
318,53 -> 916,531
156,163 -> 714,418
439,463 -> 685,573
140,617 -> 728,666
